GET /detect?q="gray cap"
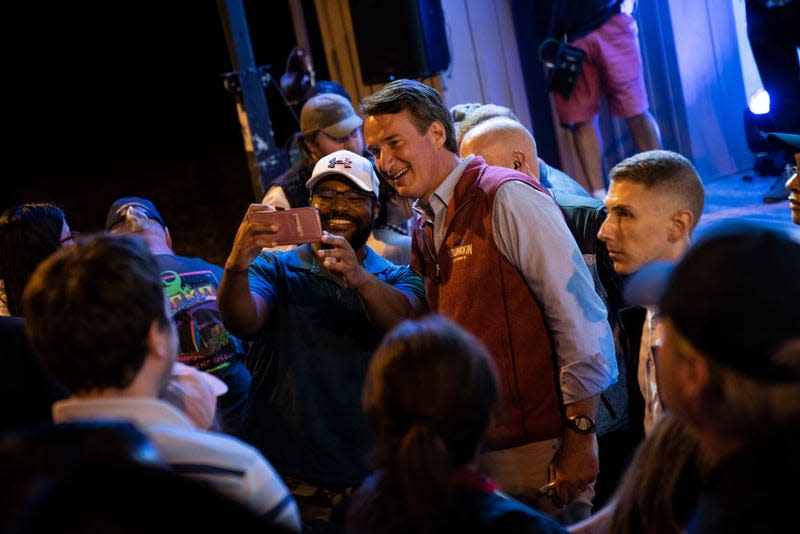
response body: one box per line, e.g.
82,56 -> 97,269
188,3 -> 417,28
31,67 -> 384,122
300,93 -> 363,138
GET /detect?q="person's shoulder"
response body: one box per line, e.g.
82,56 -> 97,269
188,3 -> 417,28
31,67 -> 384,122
554,192 -> 606,233
362,245 -> 397,272
175,254 -> 222,269
254,247 -> 295,264
493,178 -> 557,210
267,167 -> 312,208
276,160 -> 310,180
363,249 -> 424,297
553,191 -> 603,210
475,159 -> 525,179
151,422 -> 275,471
156,253 -> 218,268
143,424 -> 297,529
0,315 -> 25,336
156,255 -> 224,281
460,489 -> 567,533
363,246 -> 416,275
472,164 -> 541,197
251,245 -> 315,278
542,161 -> 591,197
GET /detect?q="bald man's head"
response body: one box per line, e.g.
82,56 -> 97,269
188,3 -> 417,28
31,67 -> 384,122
459,117 -> 539,179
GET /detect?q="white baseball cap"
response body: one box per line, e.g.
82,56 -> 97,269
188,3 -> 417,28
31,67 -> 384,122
306,149 -> 380,196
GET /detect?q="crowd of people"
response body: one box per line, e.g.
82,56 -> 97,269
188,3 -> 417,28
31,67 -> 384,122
2,65 -> 799,534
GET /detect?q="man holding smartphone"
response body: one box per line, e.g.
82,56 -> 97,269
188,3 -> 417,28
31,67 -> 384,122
219,149 -> 426,533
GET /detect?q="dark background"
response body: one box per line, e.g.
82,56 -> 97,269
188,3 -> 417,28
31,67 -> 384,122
4,2 -> 319,265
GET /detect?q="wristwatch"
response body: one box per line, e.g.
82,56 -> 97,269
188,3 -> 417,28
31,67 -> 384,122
564,414 -> 597,434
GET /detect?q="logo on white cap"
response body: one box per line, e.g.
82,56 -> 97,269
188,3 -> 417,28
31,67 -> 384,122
328,156 -> 353,169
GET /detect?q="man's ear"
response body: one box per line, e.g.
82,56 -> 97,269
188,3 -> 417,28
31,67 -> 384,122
512,150 -> 536,179
428,121 -> 446,149
668,209 -> 694,242
147,318 -> 176,368
512,150 -> 526,170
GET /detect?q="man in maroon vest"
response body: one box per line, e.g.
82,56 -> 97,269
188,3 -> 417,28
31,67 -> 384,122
362,80 -> 617,525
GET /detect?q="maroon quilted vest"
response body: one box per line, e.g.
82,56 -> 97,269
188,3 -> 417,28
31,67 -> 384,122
411,158 -> 562,449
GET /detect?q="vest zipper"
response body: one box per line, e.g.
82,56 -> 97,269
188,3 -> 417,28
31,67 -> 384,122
422,224 -> 440,283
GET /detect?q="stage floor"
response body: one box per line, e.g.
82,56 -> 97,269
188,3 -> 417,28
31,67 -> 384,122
699,169 -> 798,240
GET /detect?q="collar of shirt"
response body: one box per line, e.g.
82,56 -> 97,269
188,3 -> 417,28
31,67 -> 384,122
413,154 -> 474,225
53,396 -> 194,429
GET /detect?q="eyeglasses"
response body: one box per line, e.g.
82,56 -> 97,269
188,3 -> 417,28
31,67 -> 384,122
312,188 -> 373,208
59,231 -> 80,245
319,129 -> 361,144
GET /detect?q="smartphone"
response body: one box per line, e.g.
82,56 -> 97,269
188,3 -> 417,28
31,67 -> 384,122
247,205 -> 322,246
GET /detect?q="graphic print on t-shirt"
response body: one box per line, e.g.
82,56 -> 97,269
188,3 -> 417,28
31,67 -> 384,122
161,269 -> 244,372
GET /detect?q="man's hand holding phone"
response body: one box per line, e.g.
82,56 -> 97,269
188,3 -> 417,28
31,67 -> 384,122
225,204 -> 322,272
316,232 -> 371,289
247,204 -> 322,247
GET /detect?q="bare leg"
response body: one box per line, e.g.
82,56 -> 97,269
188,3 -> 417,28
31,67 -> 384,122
625,111 -> 662,151
572,119 -> 607,194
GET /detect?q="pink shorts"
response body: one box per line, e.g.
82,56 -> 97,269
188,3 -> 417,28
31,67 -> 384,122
553,13 -> 650,125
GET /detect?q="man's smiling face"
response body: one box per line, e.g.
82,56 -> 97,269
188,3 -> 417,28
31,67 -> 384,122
310,176 -> 378,249
364,109 -> 444,201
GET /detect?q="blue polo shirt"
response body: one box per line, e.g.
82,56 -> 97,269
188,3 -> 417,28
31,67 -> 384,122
242,244 -> 425,486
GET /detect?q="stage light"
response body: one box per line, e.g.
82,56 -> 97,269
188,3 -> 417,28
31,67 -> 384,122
743,87 -> 787,177
747,87 -> 770,115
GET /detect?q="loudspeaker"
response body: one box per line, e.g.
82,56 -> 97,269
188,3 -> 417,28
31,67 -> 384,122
348,0 -> 451,85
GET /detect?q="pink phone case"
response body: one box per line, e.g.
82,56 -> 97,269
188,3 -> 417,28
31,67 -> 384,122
248,205 -> 322,246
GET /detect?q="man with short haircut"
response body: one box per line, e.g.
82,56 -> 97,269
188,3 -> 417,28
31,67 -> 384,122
598,149 -> 704,439
219,149 -> 426,531
22,233 -> 301,531
362,79 -> 616,524
106,196 -> 251,434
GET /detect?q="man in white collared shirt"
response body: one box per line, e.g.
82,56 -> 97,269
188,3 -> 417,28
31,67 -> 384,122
22,233 -> 301,532
598,150 -> 705,437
